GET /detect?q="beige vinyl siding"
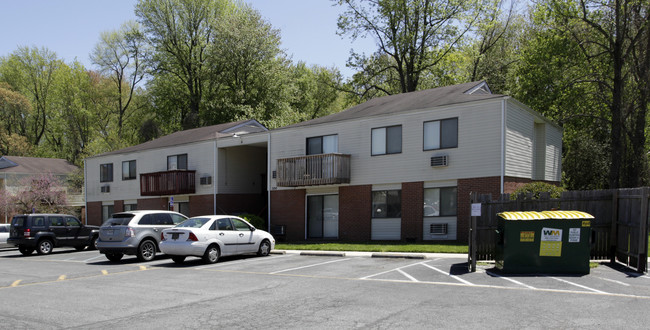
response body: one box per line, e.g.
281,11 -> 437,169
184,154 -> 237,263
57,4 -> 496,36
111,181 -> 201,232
270,99 -> 504,189
545,124 -> 562,181
217,146 -> 267,194
371,219 -> 401,240
505,102 -> 534,179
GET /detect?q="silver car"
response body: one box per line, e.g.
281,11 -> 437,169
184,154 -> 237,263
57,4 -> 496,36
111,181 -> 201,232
97,210 -> 187,262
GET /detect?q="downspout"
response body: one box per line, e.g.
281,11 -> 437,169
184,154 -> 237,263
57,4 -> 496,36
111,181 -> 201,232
214,134 -> 218,214
500,97 -> 507,194
267,131 -> 271,231
83,159 -> 88,225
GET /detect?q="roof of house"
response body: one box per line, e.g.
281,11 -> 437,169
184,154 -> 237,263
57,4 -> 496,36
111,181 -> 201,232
91,119 -> 267,158
0,156 -> 78,174
277,81 -> 503,130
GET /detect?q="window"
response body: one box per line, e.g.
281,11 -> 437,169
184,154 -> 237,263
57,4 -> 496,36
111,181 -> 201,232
167,154 -> 188,170
423,187 -> 457,216
215,218 -> 233,231
122,160 -> 136,180
124,203 -> 137,211
232,218 -> 251,231
100,163 -> 113,182
424,118 -> 458,150
372,190 -> 401,218
102,205 -> 114,223
50,216 -> 64,226
307,135 -> 338,155
177,202 -> 189,217
372,125 -> 402,155
66,217 -> 80,227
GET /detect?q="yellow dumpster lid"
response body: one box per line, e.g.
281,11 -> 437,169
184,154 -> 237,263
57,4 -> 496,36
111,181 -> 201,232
498,210 -> 594,220
540,210 -> 594,219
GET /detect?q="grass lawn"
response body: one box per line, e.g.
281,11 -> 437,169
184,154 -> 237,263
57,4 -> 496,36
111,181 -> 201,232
275,242 -> 468,254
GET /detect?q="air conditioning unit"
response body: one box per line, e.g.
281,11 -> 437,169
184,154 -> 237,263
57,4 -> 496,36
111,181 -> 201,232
430,223 -> 448,235
200,176 -> 212,185
100,185 -> 110,193
430,155 -> 449,167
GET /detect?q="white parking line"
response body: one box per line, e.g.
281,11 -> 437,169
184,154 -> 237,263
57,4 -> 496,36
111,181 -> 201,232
548,276 -> 609,294
83,255 -> 105,263
595,276 -> 631,287
486,271 -> 536,290
397,269 -> 419,282
195,254 -> 292,270
420,263 -> 474,286
360,260 -> 423,279
270,258 -> 353,274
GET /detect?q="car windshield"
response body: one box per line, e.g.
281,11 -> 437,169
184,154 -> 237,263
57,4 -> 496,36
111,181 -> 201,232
103,214 -> 135,226
176,218 -> 210,228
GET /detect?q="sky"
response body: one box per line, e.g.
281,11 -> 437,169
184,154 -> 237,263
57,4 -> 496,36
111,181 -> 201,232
0,0 -> 376,78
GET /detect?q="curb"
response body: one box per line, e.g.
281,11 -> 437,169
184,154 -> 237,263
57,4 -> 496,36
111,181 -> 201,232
300,251 -> 346,257
371,253 -> 426,259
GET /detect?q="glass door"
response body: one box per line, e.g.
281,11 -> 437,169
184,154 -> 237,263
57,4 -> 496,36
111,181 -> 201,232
307,195 -> 338,239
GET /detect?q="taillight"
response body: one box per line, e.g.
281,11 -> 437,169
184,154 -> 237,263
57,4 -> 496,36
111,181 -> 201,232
125,227 -> 135,237
24,228 -> 31,237
161,232 -> 165,241
187,232 -> 198,241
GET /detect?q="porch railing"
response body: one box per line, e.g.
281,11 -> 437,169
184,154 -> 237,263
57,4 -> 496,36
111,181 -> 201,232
276,153 -> 351,187
140,170 -> 196,196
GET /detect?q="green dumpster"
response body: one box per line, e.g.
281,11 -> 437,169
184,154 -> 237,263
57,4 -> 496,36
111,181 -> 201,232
495,210 -> 593,274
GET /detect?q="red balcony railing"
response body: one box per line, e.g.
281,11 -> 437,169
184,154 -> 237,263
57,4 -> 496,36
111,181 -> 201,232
140,170 -> 196,196
276,153 -> 351,187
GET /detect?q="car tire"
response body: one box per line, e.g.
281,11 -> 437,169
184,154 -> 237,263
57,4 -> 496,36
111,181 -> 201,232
18,246 -> 34,256
105,252 -> 124,262
257,239 -> 271,257
172,256 -> 186,264
88,236 -> 98,250
202,244 -> 220,264
36,239 -> 53,255
137,240 -> 157,262
75,246 -> 85,251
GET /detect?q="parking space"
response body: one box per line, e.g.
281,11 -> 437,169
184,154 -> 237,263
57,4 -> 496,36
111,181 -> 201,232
2,247 -> 650,300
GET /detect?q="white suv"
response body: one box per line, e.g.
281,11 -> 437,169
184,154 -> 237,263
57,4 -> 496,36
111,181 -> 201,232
97,210 -> 187,262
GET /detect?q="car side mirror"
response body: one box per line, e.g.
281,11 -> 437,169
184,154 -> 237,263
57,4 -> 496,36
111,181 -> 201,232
250,227 -> 256,232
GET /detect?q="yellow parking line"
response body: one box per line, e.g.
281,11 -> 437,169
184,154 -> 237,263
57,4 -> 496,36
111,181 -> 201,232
11,280 -> 21,287
57,275 -> 66,281
101,270 -> 109,275
139,266 -> 147,271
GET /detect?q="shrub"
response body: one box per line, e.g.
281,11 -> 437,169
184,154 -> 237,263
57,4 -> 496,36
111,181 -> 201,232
239,213 -> 266,231
511,182 -> 564,199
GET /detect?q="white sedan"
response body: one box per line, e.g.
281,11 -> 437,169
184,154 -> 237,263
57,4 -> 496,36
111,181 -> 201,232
0,224 -> 11,248
159,215 -> 275,264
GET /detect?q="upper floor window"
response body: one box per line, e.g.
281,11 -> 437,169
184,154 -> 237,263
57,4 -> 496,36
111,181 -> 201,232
307,134 -> 338,155
372,125 -> 402,155
100,163 -> 113,182
122,160 -> 136,180
424,118 -> 458,150
167,154 -> 188,170
372,190 -> 401,218
423,187 -> 457,216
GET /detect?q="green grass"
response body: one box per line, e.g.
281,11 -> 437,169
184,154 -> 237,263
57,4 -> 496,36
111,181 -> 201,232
275,242 -> 468,254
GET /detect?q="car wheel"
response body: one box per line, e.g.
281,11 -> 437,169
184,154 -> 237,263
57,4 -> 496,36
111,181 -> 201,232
36,239 -> 53,255
172,256 -> 186,264
105,252 -> 124,262
18,246 -> 34,256
137,240 -> 157,262
202,244 -> 220,264
88,236 -> 98,250
257,239 -> 271,257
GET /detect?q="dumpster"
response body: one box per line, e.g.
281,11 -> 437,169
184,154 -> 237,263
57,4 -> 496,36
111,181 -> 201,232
495,210 -> 593,274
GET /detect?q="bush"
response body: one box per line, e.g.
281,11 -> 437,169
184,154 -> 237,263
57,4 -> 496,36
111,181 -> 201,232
239,213 -> 266,231
511,182 -> 564,199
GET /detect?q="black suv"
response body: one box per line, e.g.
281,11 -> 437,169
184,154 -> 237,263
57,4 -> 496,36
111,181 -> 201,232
8,214 -> 99,255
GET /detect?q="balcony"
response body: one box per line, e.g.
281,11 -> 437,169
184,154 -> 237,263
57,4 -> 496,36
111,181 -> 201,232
276,153 -> 351,187
140,170 -> 196,196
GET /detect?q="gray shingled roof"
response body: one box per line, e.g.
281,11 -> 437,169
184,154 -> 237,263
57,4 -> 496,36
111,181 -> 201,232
277,81 -> 503,130
0,156 -> 78,174
91,119 -> 266,158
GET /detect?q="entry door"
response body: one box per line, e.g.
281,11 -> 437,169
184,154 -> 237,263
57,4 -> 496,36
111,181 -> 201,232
307,195 -> 338,239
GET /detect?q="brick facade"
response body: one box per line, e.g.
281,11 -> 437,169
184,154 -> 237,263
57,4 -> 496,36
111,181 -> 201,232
339,185 -> 372,241
138,197 -> 168,211
270,189 -> 306,241
401,182 -> 424,242
87,201 -> 102,226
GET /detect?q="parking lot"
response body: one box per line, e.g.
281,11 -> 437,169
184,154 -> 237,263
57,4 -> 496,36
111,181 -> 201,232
1,247 -> 650,329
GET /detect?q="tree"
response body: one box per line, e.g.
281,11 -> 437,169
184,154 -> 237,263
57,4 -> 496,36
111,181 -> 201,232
91,21 -> 149,139
10,173 -> 69,214
336,0 -> 488,97
0,82 -> 33,155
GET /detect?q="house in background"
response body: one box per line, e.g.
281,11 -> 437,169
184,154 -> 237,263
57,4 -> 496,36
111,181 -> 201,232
84,81 -> 561,242
0,156 -> 83,222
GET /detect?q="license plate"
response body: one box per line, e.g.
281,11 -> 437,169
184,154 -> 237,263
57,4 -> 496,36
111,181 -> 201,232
105,229 -> 114,235
171,233 -> 180,240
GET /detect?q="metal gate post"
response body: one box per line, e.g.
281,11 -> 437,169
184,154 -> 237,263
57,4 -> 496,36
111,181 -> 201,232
637,188 -> 648,273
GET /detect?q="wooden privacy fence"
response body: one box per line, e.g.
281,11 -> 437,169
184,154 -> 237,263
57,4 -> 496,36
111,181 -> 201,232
468,188 -> 649,273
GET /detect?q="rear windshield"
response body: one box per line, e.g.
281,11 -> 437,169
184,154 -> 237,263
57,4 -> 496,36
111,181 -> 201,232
11,216 -> 27,227
176,218 -> 210,228
103,214 -> 135,226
